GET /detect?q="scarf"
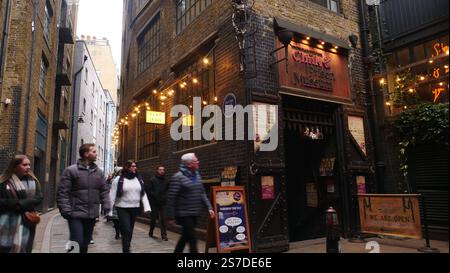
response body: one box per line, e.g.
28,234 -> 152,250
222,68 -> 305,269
180,165 -> 201,184
0,175 -> 35,253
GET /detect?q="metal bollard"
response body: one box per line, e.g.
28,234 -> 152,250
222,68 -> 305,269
326,207 -> 341,253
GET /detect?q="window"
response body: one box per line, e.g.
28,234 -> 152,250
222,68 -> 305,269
175,52 -> 216,151
43,1 -> 53,41
137,13 -> 160,74
133,0 -> 151,18
83,98 -> 86,113
310,0 -> 339,13
137,95 -> 159,160
39,56 -> 49,98
176,0 -> 214,34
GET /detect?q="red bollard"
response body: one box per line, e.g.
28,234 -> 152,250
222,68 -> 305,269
326,207 -> 341,253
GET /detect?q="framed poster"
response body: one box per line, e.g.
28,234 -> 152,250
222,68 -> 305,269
306,183 -> 319,208
208,187 -> 252,253
261,176 -> 275,200
348,115 -> 367,156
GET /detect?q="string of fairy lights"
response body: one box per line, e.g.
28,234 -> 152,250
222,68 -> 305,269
378,45 -> 449,110
112,54 -> 218,145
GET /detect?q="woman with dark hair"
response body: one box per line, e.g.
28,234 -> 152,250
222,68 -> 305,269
109,161 -> 151,253
0,155 -> 43,253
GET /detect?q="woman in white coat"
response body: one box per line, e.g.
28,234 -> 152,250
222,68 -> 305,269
109,160 -> 151,253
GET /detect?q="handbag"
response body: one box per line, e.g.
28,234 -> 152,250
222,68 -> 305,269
22,211 -> 41,227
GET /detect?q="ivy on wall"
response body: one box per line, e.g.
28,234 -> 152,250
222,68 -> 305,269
393,103 -> 449,192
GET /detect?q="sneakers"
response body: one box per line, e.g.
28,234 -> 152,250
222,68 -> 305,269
162,237 -> 168,241
90,240 -> 95,244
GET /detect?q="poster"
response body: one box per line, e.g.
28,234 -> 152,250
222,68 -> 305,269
306,183 -> 318,208
320,157 -> 336,176
221,166 -> 238,187
357,176 -> 366,194
348,115 -> 367,156
358,194 -> 422,239
261,176 -> 275,200
214,188 -> 251,252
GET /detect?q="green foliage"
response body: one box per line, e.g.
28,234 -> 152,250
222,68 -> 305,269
393,103 -> 449,192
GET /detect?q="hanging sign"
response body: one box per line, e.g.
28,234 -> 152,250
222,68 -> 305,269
146,111 -> 166,125
220,166 -> 239,187
206,187 -> 252,253
358,194 -> 422,239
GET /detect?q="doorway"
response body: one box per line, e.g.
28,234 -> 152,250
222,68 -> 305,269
283,96 -> 341,242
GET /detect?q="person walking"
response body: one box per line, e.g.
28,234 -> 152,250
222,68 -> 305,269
56,144 -> 111,253
167,153 -> 215,253
0,155 -> 43,253
145,165 -> 169,241
109,161 -> 151,253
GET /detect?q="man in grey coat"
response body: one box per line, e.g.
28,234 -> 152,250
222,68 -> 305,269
56,144 -> 111,253
167,153 -> 215,253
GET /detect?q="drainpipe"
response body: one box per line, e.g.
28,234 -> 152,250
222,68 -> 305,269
22,0 -> 38,154
0,0 -> 12,81
69,53 -> 88,164
359,0 -> 386,193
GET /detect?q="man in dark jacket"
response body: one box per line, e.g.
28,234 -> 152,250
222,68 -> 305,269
56,144 -> 111,253
167,153 -> 215,253
145,165 -> 169,240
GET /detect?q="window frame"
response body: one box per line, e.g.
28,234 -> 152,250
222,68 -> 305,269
137,95 -> 160,160
137,13 -> 161,74
176,0 -> 214,34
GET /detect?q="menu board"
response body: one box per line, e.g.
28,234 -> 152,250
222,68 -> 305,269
207,187 -> 252,253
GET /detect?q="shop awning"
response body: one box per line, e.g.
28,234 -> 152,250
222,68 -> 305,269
274,17 -> 351,50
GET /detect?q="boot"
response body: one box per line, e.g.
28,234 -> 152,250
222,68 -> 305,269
149,228 -> 155,238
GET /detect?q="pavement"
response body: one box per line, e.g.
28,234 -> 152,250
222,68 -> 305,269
33,210 -> 449,254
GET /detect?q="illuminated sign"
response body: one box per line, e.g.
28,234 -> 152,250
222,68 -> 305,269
278,41 -> 351,103
146,111 -> 166,125
432,87 -> 446,102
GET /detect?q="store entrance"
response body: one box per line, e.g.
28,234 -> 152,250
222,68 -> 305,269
283,96 -> 341,242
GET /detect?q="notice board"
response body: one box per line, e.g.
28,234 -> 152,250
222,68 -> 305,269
358,194 -> 422,239
206,186 -> 252,253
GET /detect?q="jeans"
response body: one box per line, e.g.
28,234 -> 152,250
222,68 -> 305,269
117,207 -> 140,253
150,205 -> 167,238
68,218 -> 96,253
174,216 -> 198,253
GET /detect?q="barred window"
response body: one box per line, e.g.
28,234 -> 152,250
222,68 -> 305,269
39,56 -> 49,98
133,0 -> 151,18
175,51 -> 216,151
137,13 -> 160,74
137,95 -> 160,160
176,0 -> 214,34
310,0 -> 339,13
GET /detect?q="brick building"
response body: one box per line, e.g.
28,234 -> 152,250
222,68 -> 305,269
0,0 -> 78,211
119,0 -> 374,252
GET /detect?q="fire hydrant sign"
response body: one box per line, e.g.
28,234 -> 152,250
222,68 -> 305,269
358,194 -> 422,239
208,186 -> 252,253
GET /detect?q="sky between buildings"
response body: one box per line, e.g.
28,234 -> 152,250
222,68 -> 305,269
76,0 -> 123,70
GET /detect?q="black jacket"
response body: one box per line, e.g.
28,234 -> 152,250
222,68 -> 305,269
56,161 -> 111,219
144,175 -> 168,207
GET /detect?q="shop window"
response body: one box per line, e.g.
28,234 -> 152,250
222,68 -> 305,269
381,35 -> 449,115
175,51 -> 216,151
137,13 -> 160,74
176,0 -> 214,34
137,95 -> 159,160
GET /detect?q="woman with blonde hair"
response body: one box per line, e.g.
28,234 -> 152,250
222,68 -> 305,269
0,155 -> 43,253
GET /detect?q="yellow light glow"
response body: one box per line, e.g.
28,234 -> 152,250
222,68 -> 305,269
334,45 -> 339,49
408,89 -> 415,93
429,60 -> 434,64
203,58 -> 210,65
301,40 -> 310,45
445,65 -> 449,69
145,102 -> 149,106
404,106 -> 408,110
192,78 -> 199,84
317,44 -> 324,49
306,37 -> 311,40
321,41 -> 325,45
160,95 -> 167,101
439,82 -> 444,86
385,102 -> 391,106
146,111 -> 166,125
379,78 -> 385,85
420,76 -> 426,81
131,113 -> 137,118
214,96 -> 218,102
153,90 -> 158,94
202,101 -> 207,105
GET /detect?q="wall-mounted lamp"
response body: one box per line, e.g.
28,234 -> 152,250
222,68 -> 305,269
270,29 -> 295,72
349,35 -> 358,48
